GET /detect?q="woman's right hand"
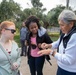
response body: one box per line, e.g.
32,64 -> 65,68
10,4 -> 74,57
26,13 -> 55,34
41,43 -> 48,49
11,62 -> 18,70
25,40 -> 28,46
37,49 -> 51,55
41,43 -> 52,49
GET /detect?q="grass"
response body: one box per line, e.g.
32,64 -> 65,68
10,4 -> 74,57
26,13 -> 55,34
14,34 -> 21,47
51,36 -> 59,41
48,32 -> 59,41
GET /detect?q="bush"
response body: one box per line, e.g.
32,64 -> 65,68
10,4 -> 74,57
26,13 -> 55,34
48,32 -> 59,37
48,32 -> 59,41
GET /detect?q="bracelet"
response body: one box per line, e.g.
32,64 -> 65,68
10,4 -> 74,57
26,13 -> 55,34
50,50 -> 54,55
50,50 -> 56,56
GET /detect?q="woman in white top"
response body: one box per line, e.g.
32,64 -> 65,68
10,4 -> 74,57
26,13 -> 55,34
38,9 -> 76,75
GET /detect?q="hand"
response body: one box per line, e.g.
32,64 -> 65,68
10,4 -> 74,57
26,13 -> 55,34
41,43 -> 49,49
25,40 -> 27,46
38,43 -> 41,48
37,49 -> 51,55
11,62 -> 18,70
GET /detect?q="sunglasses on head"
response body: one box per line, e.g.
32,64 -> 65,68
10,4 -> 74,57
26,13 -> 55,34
5,28 -> 16,34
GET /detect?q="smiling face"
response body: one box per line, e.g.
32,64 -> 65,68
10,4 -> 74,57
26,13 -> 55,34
58,20 -> 74,34
29,22 -> 38,35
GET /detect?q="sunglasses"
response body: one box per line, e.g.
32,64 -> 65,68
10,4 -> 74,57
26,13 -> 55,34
5,28 -> 16,34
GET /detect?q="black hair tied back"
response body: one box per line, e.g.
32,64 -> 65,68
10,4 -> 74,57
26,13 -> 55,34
25,15 -> 40,29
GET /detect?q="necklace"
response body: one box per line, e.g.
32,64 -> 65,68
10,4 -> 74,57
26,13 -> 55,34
0,39 -> 12,52
6,49 -> 11,54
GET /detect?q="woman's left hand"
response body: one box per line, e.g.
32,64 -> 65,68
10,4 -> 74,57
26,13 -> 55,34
37,49 -> 51,55
38,43 -> 41,48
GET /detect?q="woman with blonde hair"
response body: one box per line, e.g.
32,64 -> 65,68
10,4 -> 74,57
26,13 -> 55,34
0,21 -> 21,75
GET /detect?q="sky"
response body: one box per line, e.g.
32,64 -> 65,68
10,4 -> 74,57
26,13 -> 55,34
0,0 -> 76,13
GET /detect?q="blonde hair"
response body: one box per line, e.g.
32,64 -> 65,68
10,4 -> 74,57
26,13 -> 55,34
0,21 -> 15,34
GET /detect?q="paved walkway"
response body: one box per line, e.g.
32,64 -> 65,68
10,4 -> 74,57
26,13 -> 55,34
19,56 -> 57,75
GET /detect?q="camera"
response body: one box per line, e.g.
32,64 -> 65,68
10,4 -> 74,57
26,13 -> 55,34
31,44 -> 37,49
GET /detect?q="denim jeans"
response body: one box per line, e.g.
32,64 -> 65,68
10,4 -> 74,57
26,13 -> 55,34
28,56 -> 45,75
57,66 -> 76,75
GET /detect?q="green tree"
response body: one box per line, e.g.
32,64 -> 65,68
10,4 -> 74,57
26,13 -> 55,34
21,0 -> 47,28
30,0 -> 46,16
47,5 -> 65,27
0,0 -> 21,22
31,0 -> 43,9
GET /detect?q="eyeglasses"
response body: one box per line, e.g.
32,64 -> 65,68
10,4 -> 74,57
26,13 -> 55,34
5,28 -> 16,34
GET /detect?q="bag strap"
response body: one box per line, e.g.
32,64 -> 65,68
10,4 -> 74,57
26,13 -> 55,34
0,44 -> 13,66
45,55 -> 52,66
57,34 -> 64,52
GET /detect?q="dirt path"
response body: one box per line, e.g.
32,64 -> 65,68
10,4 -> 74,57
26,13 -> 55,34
19,56 -> 57,75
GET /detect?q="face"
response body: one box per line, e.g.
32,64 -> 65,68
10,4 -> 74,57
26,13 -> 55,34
3,25 -> 16,40
58,20 -> 73,34
29,22 -> 38,34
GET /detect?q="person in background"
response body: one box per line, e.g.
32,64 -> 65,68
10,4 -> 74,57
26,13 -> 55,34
25,15 -> 53,75
38,9 -> 76,75
20,21 -> 28,56
0,21 -> 21,75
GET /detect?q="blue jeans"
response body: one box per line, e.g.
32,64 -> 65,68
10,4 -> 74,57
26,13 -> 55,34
57,66 -> 76,75
28,56 -> 45,75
